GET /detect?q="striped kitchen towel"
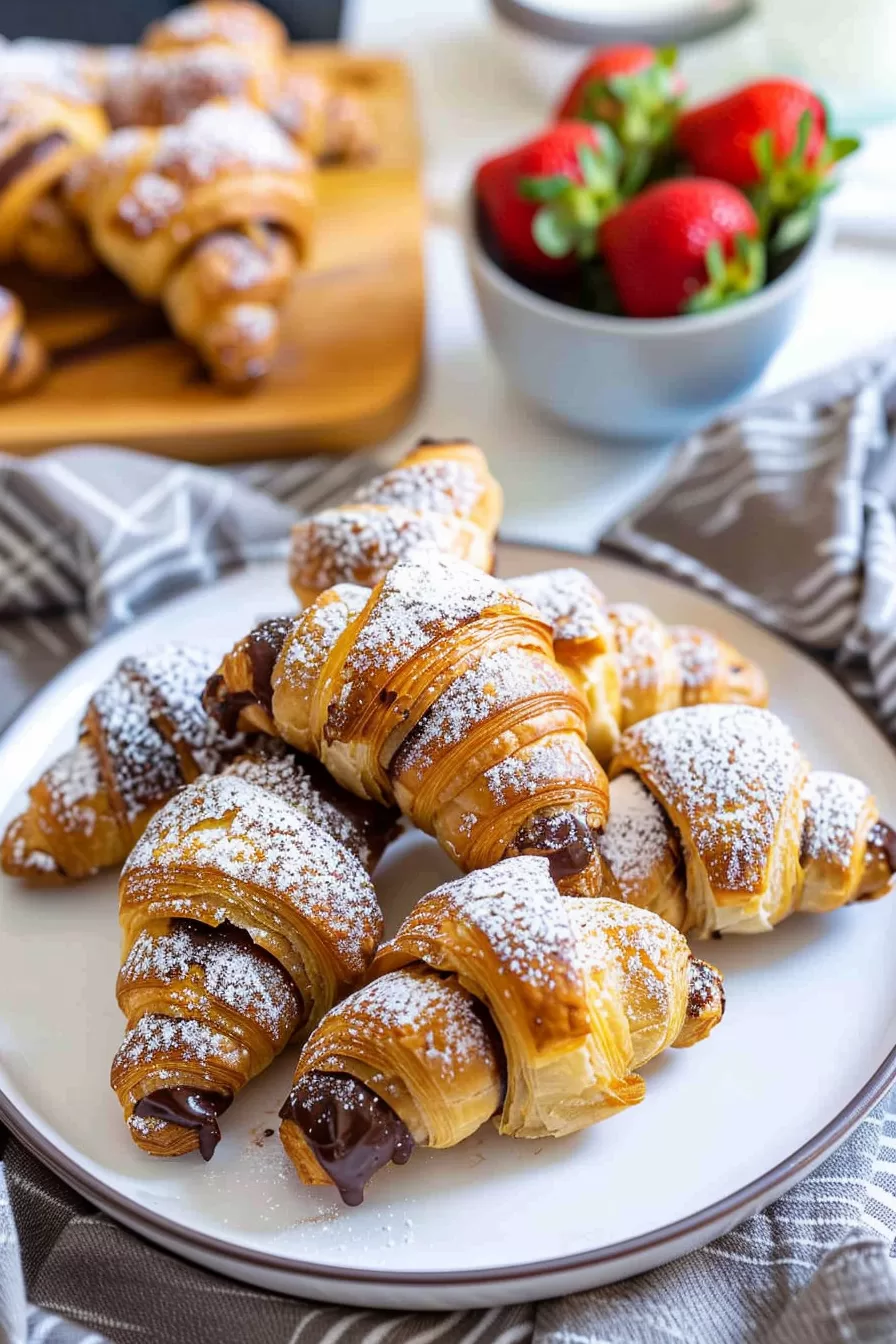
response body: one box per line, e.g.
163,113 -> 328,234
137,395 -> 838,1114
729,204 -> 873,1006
608,341 -> 896,737
4,342 -> 896,1343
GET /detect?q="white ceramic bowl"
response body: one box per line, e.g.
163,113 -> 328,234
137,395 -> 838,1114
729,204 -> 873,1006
466,197 -> 830,441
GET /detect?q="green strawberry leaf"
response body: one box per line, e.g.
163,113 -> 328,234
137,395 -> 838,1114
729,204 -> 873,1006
792,108 -> 813,163
607,74 -> 635,100
532,206 -> 576,258
705,239 -> 727,287
770,203 -> 819,253
753,130 -> 775,177
683,232 -> 765,314
518,173 -> 574,203
577,143 -> 613,194
830,134 -> 861,162
656,46 -> 678,68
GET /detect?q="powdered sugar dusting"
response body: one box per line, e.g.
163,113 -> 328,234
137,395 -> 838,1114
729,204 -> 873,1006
279,585 -> 367,693
43,743 -> 101,835
669,626 -> 719,692
316,968 -> 490,1084
123,775 -> 380,979
154,3 -> 281,49
331,557 -> 505,726
115,1013 -> 226,1070
622,705 -> 802,891
120,923 -> 298,1037
608,603 -> 668,693
802,771 -> 870,867
353,459 -> 482,520
422,856 -> 576,992
155,101 -> 302,180
509,569 -> 606,643
105,48 -> 256,128
483,738 -> 595,806
569,899 -> 678,1017
396,649 -> 570,775
601,772 -> 674,901
289,508 -> 468,593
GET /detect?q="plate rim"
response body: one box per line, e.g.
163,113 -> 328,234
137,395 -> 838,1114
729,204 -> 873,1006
2,541 -> 895,1290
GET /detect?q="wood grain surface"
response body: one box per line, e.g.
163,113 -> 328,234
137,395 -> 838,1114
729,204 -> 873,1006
0,50 -> 424,462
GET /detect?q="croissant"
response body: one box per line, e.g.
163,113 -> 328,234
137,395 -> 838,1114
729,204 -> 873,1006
279,855 -> 724,1204
112,753 -> 392,1160
0,82 -> 106,278
288,438 -> 504,606
600,703 -> 896,936
0,287 -> 46,398
66,99 -> 315,387
136,0 -> 375,162
206,554 -> 611,895
0,645 -> 242,884
509,569 -> 767,762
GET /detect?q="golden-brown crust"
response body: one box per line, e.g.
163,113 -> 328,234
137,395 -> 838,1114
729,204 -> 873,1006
68,99 -> 314,386
143,2 -> 288,62
113,767 -> 386,1158
281,856 -> 724,1197
0,84 -> 106,277
604,706 -> 894,937
287,440 -> 503,606
1,645 -> 242,885
270,555 -> 609,895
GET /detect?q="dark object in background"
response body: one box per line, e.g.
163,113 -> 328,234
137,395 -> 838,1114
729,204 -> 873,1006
0,0 -> 345,43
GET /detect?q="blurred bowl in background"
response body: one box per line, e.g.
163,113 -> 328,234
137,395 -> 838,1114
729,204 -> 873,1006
465,194 -> 830,442
489,0 -> 764,107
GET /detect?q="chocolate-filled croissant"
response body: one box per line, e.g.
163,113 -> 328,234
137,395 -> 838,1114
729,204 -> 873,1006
509,569 -> 767,763
600,703 -> 896,936
279,856 -> 724,1205
206,554 -> 610,896
1,645 -> 243,884
287,439 -> 503,606
111,750 -> 396,1160
0,286 -> 46,398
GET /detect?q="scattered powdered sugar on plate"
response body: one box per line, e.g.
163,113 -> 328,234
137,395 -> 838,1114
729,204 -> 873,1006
509,569 -> 606,643
124,775 -> 381,980
352,459 -> 483,520
601,772 -> 674,901
623,705 -> 802,892
802,771 -> 869,867
396,649 -> 571,775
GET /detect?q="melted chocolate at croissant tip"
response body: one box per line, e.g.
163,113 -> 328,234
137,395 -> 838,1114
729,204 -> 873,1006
134,1087 -> 233,1162
515,812 -> 599,881
869,819 -> 896,872
0,132 -> 68,194
203,616 -> 291,731
280,1073 -> 414,1207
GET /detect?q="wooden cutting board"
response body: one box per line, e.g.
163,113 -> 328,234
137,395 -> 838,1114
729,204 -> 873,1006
0,50 -> 424,462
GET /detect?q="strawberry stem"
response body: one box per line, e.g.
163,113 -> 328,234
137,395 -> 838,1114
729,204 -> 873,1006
683,233 -> 766,314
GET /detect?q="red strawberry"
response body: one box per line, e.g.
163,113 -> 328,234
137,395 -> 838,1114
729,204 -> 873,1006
475,122 -> 620,275
600,178 -> 764,319
677,80 -> 859,235
556,44 -> 684,171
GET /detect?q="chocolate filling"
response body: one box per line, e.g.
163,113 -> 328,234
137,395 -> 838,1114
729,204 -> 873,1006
0,132 -> 68,194
245,615 -> 292,712
134,1086 -> 233,1161
280,1072 -> 414,1207
514,812 -> 598,881
686,957 -> 724,1020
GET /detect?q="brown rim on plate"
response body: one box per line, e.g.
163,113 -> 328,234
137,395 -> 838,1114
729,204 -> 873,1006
1,542 -> 894,1290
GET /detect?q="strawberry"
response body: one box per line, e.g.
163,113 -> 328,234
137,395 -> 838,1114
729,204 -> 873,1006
600,178 -> 764,319
677,80 -> 859,241
556,44 -> 684,186
475,122 -> 621,275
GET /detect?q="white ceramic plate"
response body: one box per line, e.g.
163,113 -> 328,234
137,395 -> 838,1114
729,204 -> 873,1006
1,544 -> 895,1310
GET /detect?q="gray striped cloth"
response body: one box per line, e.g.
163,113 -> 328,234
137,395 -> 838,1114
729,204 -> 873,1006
3,341 -> 896,1343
